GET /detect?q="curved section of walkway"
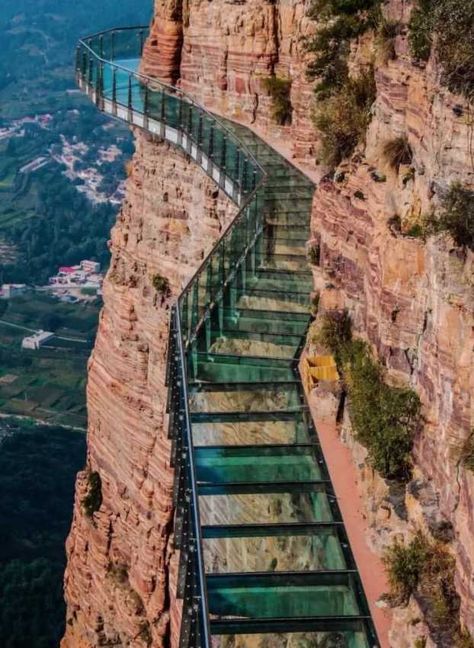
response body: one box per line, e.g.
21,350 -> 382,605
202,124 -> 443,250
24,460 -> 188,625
76,27 -> 379,648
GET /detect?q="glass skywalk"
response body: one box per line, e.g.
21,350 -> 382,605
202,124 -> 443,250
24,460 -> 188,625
76,26 -> 379,648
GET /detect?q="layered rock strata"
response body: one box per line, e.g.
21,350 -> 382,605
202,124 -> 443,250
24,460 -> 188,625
62,132 -> 236,648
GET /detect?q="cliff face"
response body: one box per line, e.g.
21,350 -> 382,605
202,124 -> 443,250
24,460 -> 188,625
310,1 -> 473,641
62,132 -> 236,647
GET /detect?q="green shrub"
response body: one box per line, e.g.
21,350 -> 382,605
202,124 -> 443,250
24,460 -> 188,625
435,183 -> 474,251
316,312 -> 420,480
152,273 -> 170,295
383,136 -> 413,170
405,224 -> 425,238
306,0 -> 381,96
383,531 -> 430,604
409,0 -> 474,97
307,244 -> 321,266
82,470 -> 102,517
461,432 -> 474,471
262,76 -> 292,125
345,342 -> 420,479
316,309 -> 352,361
312,70 -> 376,166
385,532 -> 465,638
139,621 -> 152,646
376,18 -> 401,63
408,0 -> 434,61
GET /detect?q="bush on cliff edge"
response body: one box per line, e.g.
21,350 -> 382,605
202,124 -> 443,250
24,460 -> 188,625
316,311 -> 420,480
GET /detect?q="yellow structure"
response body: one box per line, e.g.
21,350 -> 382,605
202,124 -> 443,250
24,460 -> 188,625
302,355 -> 339,393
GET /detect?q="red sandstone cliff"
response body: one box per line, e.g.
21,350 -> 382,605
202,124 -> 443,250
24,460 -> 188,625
64,1 -> 473,646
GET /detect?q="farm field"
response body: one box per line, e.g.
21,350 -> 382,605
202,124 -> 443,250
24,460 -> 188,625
0,293 -> 100,428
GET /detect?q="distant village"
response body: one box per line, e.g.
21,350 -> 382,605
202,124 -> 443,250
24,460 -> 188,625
1,259 -> 104,303
0,260 -> 104,350
0,112 -> 126,205
48,259 -> 104,300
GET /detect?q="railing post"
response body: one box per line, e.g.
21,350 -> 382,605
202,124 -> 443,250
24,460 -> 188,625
99,35 -> 104,59
88,57 -> 94,98
111,31 -> 115,60
208,124 -> 214,160
111,68 -> 117,114
242,157 -> 248,193
127,74 -> 133,122
139,29 -> 145,56
95,62 -> 104,109
143,84 -> 149,128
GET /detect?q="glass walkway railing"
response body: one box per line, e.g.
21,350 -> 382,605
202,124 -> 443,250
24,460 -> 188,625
76,26 -> 379,648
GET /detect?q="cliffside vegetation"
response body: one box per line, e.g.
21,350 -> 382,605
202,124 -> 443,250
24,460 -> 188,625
262,76 -> 292,125
384,532 -> 474,646
316,311 -> 420,480
433,184 -> 474,251
152,273 -> 171,296
82,470 -> 103,518
409,0 -> 474,98
305,0 -> 380,165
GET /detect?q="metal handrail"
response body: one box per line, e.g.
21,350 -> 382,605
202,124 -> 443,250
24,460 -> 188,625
77,27 -> 264,176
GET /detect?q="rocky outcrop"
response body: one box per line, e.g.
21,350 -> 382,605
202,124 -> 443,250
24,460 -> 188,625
62,132 -> 236,648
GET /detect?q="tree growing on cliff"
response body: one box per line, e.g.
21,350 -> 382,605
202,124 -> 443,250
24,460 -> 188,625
435,183 -> 474,251
82,470 -> 102,518
409,0 -> 474,98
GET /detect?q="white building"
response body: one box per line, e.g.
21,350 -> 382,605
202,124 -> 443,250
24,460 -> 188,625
21,330 -> 55,350
1,284 -> 27,298
81,260 -> 101,273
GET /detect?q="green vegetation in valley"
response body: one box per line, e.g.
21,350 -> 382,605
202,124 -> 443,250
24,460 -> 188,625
0,107 -> 133,284
315,311 -> 420,480
0,418 -> 85,647
0,0 -> 151,118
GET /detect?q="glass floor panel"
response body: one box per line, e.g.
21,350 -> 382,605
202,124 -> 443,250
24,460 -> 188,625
195,359 -> 296,383
223,314 -> 308,337
209,337 -> 299,360
237,294 -> 311,315
211,630 -> 371,648
199,490 -> 334,525
203,529 -> 347,573
192,419 -> 312,446
195,445 -> 323,484
207,574 -> 360,619
189,384 -> 301,413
